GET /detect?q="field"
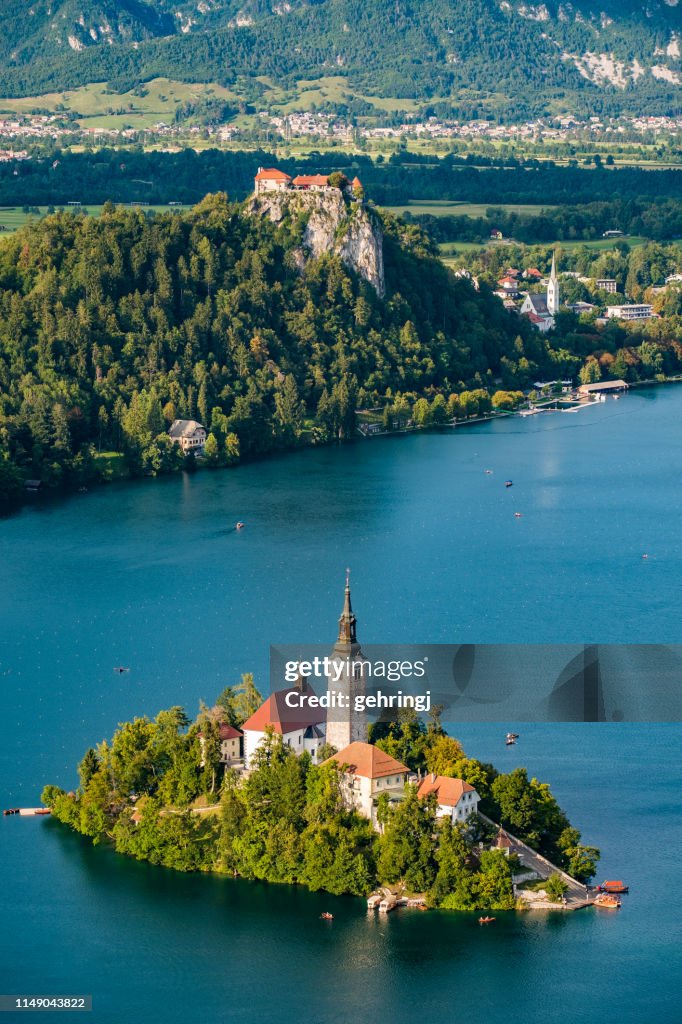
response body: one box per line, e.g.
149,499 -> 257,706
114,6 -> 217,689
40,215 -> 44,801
0,79 -> 239,130
0,204 -> 190,233
437,235 -> 652,261
383,200 -> 559,218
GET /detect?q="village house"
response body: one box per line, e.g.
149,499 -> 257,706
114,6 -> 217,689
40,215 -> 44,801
241,680 -> 326,768
417,773 -> 480,824
595,278 -> 618,293
323,741 -> 411,827
168,419 -> 207,453
198,722 -> 243,767
604,303 -> 653,321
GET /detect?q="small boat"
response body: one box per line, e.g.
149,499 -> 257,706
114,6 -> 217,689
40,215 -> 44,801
3,808 -> 20,816
235,522 -> 245,530
320,912 -> 334,921
594,894 -> 621,908
505,480 -> 513,487
485,469 -> 493,474
478,916 -> 496,924
113,666 -> 129,674
613,395 -> 620,400
505,738 -> 516,746
506,732 -> 519,740
600,880 -> 629,894
514,512 -> 523,518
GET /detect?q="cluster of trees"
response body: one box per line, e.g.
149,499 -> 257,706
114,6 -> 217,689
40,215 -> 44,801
0,193 -> 542,509
415,198 -> 682,246
3,149 -> 682,210
41,697 -> 599,906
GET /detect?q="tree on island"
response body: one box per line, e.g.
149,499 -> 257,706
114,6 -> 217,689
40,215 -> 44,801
545,874 -> 569,901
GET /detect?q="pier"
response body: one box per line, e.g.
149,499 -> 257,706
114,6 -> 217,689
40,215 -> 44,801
3,807 -> 51,816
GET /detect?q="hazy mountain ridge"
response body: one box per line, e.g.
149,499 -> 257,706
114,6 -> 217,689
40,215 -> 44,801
0,1 -> 680,112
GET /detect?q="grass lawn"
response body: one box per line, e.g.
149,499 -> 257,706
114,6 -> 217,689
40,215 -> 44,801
0,203 -> 191,234
383,201 -> 558,218
0,79 -> 238,130
92,452 -> 129,481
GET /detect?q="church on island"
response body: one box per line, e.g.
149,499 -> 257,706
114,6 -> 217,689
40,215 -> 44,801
238,575 -> 480,831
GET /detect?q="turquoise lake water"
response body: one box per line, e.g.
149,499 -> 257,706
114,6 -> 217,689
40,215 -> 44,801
1,386 -> 681,1022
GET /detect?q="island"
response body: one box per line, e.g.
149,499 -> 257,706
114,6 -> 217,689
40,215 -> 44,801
42,582 -> 599,913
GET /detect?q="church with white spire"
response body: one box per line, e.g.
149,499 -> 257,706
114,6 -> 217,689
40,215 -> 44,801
325,570 -> 369,751
520,251 -> 560,331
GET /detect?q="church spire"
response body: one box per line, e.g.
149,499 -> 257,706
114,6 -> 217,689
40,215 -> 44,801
547,250 -> 560,315
337,568 -> 357,644
550,250 -> 557,282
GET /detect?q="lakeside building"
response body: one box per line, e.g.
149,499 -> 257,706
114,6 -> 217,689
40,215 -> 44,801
604,304 -> 654,321
241,680 -> 326,768
198,723 -> 243,767
578,379 -> 629,395
323,741 -> 410,825
168,419 -> 207,453
417,773 -> 480,824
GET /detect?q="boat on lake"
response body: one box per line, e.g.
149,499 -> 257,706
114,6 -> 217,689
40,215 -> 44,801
594,894 -> 621,909
599,880 -> 629,894
320,912 -> 334,921
479,916 -> 496,924
505,480 -> 513,487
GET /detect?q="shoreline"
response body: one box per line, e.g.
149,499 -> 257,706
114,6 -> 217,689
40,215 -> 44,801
5,376 -> 681,519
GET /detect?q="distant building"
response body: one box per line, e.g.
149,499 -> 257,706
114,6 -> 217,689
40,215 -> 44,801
602,230 -> 623,238
595,278 -> 618,293
604,304 -> 653,321
417,773 -> 480,824
168,419 -> 207,453
490,228 -> 503,240
566,301 -> 597,314
325,574 -> 369,752
291,173 -> 331,191
323,741 -> 410,826
254,167 -> 292,194
578,379 -> 629,395
520,252 -> 559,330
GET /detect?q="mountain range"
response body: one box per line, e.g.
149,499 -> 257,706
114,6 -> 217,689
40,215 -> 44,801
0,2 -> 681,117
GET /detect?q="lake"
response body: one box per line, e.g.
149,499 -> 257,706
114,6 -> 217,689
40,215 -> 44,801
1,385 -> 681,1023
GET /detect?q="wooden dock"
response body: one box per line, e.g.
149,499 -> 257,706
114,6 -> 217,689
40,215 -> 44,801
3,807 -> 51,816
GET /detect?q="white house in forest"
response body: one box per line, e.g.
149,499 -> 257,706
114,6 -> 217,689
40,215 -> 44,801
168,419 -> 206,452
417,773 -> 480,824
322,741 -> 410,827
241,681 -> 326,768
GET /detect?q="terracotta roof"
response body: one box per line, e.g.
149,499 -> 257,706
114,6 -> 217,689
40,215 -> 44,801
417,774 -> 475,807
292,174 -> 329,187
241,683 -> 326,735
352,176 -> 363,187
495,828 -> 513,849
323,741 -> 409,780
255,167 -> 291,181
219,723 -> 242,740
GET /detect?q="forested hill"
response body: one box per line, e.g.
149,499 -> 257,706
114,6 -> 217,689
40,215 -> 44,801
0,193 -> 540,506
0,1 -> 681,117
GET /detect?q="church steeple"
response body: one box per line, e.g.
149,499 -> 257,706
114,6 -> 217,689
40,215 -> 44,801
337,568 -> 357,644
547,250 -> 560,315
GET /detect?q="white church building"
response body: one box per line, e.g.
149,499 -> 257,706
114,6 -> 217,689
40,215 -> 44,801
520,252 -> 560,331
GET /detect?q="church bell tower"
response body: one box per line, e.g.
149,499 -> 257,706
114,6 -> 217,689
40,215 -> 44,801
325,570 -> 368,751
547,251 -> 560,316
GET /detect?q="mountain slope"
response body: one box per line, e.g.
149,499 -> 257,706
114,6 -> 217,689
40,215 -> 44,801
0,2 -> 680,115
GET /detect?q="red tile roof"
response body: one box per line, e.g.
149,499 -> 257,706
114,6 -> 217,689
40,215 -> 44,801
292,174 -> 329,187
241,683 -> 325,734
218,723 -> 242,740
255,167 -> 291,181
417,774 -> 475,807
323,741 -> 409,779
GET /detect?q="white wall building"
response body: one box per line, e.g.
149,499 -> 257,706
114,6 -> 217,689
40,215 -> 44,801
241,682 -> 326,768
323,741 -> 410,827
417,773 -> 480,824
605,304 -> 653,321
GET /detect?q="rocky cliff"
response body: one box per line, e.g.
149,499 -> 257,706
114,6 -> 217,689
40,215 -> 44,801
246,190 -> 385,298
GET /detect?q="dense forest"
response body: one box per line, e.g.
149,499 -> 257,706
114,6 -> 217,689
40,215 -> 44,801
0,194 -> 536,508
42,688 -> 599,907
4,148 -> 682,208
1,1 -> 681,119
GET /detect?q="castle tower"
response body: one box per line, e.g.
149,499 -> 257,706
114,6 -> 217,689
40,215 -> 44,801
325,571 -> 368,751
547,251 -> 560,315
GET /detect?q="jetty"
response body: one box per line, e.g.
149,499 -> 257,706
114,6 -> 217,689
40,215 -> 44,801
3,807 -> 51,816
368,890 -> 427,913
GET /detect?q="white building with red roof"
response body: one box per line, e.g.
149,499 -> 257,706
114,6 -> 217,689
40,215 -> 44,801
417,773 -> 480,824
254,167 -> 292,194
241,681 -> 326,768
323,741 -> 410,825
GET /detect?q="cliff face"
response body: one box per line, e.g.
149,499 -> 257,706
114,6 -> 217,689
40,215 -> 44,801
247,190 -> 385,298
